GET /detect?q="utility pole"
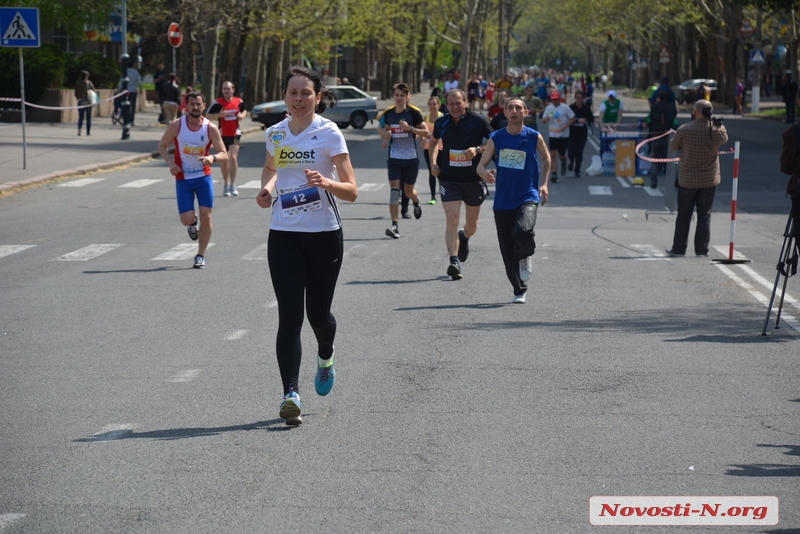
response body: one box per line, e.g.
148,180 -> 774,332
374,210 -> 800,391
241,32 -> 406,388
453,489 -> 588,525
752,7 -> 763,113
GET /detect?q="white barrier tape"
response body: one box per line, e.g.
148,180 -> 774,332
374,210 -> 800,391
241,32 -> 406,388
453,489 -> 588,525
635,129 -> 735,163
0,90 -> 129,110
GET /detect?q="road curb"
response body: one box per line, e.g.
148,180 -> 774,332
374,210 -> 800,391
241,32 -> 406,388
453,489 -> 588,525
0,125 -> 264,195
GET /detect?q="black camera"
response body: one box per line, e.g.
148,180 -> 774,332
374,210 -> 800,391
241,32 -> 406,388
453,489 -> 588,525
700,105 -> 723,127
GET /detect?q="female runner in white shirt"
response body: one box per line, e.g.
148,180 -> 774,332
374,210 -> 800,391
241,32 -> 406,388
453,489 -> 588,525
256,67 -> 358,426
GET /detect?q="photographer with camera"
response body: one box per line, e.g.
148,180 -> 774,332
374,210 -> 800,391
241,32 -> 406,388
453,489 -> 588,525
666,99 -> 728,257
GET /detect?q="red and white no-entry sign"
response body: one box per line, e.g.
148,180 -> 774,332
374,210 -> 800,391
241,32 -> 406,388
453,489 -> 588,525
168,22 -> 182,48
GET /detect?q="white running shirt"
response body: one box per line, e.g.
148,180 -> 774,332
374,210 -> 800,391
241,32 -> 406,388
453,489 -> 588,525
173,116 -> 211,180
266,114 -> 349,232
542,103 -> 575,139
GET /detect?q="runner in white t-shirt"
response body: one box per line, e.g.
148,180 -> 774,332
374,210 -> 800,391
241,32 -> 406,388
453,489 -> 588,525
256,66 -> 358,427
540,91 -> 575,183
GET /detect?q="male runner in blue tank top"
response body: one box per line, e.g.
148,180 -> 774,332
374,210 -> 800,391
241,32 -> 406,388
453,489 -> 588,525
477,97 -> 551,303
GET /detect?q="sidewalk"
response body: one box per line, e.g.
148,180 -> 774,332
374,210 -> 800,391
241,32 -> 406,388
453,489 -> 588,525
0,103 -> 263,195
0,89 -> 787,195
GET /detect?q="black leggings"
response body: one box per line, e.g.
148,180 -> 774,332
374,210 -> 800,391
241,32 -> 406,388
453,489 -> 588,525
424,149 -> 437,200
494,203 -> 538,296
267,228 -> 343,395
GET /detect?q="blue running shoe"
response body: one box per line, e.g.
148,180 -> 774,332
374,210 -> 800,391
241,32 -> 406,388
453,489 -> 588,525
279,387 -> 302,425
315,353 -> 335,396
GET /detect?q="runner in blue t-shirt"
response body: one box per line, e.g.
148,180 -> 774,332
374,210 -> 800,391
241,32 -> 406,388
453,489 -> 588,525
477,97 -> 551,303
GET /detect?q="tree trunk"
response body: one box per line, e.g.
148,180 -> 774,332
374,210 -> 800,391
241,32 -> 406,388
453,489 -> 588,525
202,25 -> 219,101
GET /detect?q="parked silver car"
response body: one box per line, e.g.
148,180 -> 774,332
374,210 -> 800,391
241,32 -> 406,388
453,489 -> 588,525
251,85 -> 378,129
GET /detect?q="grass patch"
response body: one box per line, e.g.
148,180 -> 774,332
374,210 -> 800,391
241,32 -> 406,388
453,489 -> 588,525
748,107 -> 786,118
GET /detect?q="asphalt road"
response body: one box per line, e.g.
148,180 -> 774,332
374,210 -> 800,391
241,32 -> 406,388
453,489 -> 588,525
1,117 -> 798,533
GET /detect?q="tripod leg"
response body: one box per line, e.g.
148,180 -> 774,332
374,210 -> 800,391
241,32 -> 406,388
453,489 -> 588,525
762,213 -> 794,335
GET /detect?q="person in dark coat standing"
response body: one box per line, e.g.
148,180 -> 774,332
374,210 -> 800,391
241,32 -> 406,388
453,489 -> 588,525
782,72 -> 798,124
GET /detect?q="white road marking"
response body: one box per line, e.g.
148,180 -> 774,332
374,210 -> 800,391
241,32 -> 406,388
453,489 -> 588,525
225,330 -> 247,340
58,178 -> 105,187
0,245 -> 35,259
358,183 -> 385,192
242,244 -> 267,260
643,186 -> 663,197
238,180 -> 262,189
152,243 -> 213,261
118,179 -> 163,188
715,264 -> 800,332
712,245 -> 749,261
587,136 -> 600,151
0,514 -> 25,530
615,176 -> 631,188
737,264 -> 800,311
55,244 -> 124,261
88,424 -> 136,442
167,369 -> 202,383
589,185 -> 613,195
630,244 -> 671,260
343,244 -> 364,258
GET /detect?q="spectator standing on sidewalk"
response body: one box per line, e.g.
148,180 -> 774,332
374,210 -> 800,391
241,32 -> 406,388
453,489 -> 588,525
125,60 -> 143,126
666,100 -> 728,258
782,72 -> 798,124
153,63 -> 166,124
161,74 -> 181,123
74,70 -> 95,137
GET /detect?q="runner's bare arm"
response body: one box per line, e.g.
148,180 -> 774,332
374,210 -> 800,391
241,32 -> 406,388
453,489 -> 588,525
476,139 -> 496,183
304,152 -> 358,203
256,153 -> 277,208
203,123 -> 228,165
537,135 -> 551,205
157,121 -> 182,175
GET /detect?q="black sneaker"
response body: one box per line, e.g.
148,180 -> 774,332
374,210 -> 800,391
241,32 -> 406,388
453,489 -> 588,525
447,260 -> 462,280
568,160 -> 574,171
551,172 -> 558,184
457,230 -> 470,262
574,170 -> 581,178
413,203 -> 422,219
385,225 -> 400,239
187,217 -> 199,241
193,254 -> 205,269
561,160 -> 567,175
401,211 -> 411,219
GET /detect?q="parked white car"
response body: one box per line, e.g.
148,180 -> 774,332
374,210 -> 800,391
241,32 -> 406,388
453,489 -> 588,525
251,85 -> 378,129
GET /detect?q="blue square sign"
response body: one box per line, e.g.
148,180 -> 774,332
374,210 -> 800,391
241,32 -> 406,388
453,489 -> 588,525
0,7 -> 40,48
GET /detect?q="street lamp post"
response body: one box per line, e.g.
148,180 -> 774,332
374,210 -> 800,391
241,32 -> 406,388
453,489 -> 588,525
119,0 -> 130,140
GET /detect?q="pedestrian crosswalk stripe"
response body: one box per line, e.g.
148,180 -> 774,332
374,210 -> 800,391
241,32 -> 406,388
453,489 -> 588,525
643,186 -> 663,197
715,263 -> 800,332
167,369 -> 202,382
152,243 -> 213,261
737,263 -> 800,311
58,178 -> 105,187
358,183 -> 385,191
0,245 -> 35,259
119,179 -> 163,188
55,244 -> 124,261
0,514 -> 26,529
242,244 -> 267,260
630,244 -> 671,260
225,330 -> 247,340
615,176 -> 631,188
238,180 -> 262,189
589,185 -> 613,195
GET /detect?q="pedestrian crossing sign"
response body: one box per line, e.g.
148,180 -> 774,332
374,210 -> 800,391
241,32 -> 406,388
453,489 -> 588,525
750,49 -> 766,65
0,7 -> 40,48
